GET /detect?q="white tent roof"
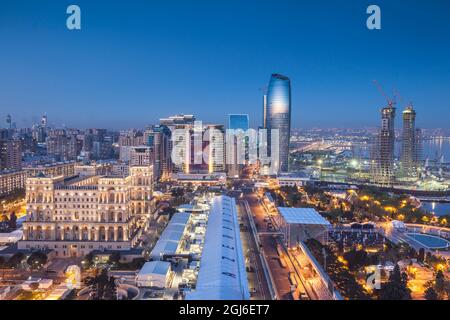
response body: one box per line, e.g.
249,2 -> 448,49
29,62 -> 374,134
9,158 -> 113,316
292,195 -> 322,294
150,212 -> 190,259
278,207 -> 331,226
137,261 -> 171,277
186,196 -> 249,300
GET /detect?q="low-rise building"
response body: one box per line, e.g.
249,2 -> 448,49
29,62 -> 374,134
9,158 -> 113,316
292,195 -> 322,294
136,261 -> 172,288
275,207 -> 331,247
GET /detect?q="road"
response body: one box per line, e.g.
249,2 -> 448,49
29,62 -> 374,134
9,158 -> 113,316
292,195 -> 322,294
244,193 -> 295,300
237,201 -> 271,300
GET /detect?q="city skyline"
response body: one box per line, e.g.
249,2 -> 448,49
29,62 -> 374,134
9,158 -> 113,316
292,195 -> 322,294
1,0 -> 450,129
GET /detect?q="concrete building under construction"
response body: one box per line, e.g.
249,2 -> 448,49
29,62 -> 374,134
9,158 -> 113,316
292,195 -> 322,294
371,103 -> 396,186
401,105 -> 422,177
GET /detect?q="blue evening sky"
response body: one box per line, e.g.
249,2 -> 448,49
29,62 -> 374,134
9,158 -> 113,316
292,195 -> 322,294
0,0 -> 449,129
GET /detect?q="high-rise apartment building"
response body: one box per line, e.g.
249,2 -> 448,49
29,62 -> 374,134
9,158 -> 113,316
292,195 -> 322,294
46,130 -> 82,161
0,130 -> 22,171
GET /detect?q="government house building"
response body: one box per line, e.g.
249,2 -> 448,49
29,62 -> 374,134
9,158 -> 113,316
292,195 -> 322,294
18,165 -> 153,257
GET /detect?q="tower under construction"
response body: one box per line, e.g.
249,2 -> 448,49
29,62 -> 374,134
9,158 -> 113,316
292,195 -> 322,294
371,103 -> 396,186
401,105 -> 420,177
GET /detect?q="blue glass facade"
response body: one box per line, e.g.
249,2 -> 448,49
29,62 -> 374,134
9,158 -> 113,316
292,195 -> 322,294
228,114 -> 249,131
266,74 -> 291,173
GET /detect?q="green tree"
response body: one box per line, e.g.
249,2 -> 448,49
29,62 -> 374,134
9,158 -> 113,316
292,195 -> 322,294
86,268 -> 117,300
424,287 -> 439,300
434,270 -> 447,299
343,249 -> 368,271
417,248 -> 425,263
82,252 -> 95,268
109,252 -> 121,266
7,252 -> 25,268
27,252 -> 48,269
379,264 -> 412,300
9,212 -> 17,230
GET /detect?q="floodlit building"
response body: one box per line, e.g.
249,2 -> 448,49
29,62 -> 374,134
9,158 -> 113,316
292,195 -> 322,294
136,261 -> 172,288
24,161 -> 76,178
275,207 -> 331,247
144,125 -> 172,179
186,196 -> 249,300
276,172 -> 310,187
0,170 -> 27,197
18,164 -> 153,257
266,74 -> 292,173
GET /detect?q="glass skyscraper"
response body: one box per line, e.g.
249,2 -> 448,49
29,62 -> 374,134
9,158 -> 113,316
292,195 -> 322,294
228,114 -> 249,131
266,73 -> 291,173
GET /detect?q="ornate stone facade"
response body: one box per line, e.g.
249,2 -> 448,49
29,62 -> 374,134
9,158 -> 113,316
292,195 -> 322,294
18,165 -> 153,257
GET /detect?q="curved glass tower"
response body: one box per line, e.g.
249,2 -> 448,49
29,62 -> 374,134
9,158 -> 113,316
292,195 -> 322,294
266,73 -> 291,173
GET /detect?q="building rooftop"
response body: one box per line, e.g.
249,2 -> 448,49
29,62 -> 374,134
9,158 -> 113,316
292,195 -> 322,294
138,261 -> 171,276
186,196 -> 249,300
278,207 -> 331,226
150,212 -> 190,259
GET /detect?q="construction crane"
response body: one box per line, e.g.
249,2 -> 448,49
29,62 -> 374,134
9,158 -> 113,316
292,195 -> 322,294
394,87 -> 414,109
373,80 -> 396,108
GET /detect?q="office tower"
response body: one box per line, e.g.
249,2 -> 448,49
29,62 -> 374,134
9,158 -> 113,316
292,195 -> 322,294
32,122 -> 47,143
266,74 -> 292,173
160,115 -> 196,174
41,114 -> 48,127
401,105 -> 419,177
229,114 -> 249,131
263,94 -> 267,129
19,165 -> 153,257
372,103 -> 396,186
6,114 -> 12,129
227,114 -> 249,178
144,125 -> 172,180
